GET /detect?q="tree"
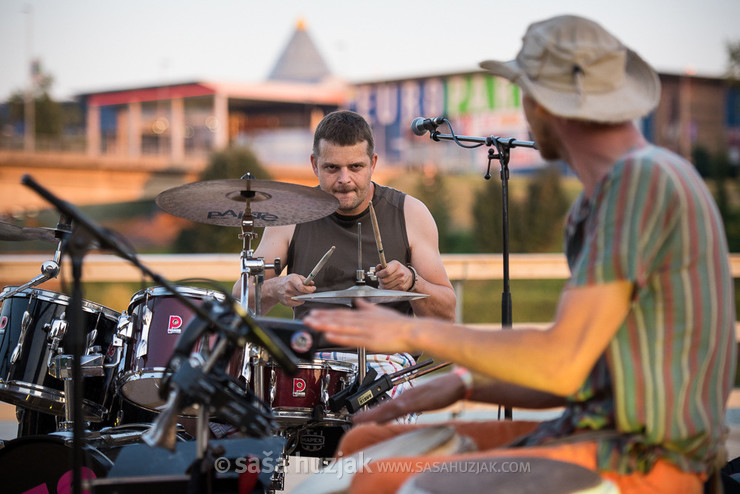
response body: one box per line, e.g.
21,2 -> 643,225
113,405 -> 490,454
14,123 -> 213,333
472,166 -> 569,254
173,147 -> 271,253
513,166 -> 569,252
412,170 -> 456,253
5,62 -> 63,138
472,177 -> 505,253
727,40 -> 740,82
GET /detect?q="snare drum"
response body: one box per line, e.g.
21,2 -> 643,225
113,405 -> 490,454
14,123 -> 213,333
0,287 -> 120,421
116,286 -> 243,414
263,358 -> 356,427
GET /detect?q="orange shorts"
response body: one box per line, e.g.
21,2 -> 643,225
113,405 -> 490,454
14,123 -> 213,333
337,420 -> 705,494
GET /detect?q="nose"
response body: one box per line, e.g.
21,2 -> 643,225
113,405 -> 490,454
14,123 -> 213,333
336,167 -> 351,184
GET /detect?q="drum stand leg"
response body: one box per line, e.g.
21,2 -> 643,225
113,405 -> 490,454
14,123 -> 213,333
49,353 -> 105,432
59,378 -> 75,432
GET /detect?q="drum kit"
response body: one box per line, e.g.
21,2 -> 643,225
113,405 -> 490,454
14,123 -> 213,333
0,173 -> 433,493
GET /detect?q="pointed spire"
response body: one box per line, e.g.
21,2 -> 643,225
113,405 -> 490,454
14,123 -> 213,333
267,19 -> 332,83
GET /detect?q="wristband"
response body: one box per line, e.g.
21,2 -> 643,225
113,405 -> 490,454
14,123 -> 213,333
452,366 -> 474,400
406,264 -> 418,292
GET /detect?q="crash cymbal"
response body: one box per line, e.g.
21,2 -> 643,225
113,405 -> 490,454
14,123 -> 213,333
0,221 -> 63,243
155,178 -> 339,227
292,284 -> 429,306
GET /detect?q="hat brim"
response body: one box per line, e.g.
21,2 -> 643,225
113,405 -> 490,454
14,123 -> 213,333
479,50 -> 660,123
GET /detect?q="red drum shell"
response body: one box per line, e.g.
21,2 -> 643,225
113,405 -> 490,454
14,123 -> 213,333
117,286 -> 243,415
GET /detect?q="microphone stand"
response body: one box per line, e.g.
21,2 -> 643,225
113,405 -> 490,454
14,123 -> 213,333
20,174 -> 299,494
424,124 -> 537,420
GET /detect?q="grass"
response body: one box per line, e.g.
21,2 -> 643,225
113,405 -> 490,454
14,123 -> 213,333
460,279 -> 567,325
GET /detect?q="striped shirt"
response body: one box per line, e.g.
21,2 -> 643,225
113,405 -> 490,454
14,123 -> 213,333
518,145 -> 736,474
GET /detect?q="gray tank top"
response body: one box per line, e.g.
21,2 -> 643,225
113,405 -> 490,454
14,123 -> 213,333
287,183 -> 412,320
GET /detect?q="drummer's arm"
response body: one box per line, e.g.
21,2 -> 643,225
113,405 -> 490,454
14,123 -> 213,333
404,197 -> 456,321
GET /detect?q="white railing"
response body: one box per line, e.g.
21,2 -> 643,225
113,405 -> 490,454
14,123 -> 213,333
2,253 -> 740,332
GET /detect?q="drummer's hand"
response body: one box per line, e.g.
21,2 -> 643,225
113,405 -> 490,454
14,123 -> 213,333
353,372 -> 466,425
376,260 -> 414,291
275,274 -> 316,307
304,299 -> 418,354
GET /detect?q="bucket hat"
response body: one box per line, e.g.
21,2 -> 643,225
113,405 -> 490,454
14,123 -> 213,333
479,15 -> 660,122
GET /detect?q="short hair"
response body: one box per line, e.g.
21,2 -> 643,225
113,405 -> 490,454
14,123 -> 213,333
312,110 -> 375,159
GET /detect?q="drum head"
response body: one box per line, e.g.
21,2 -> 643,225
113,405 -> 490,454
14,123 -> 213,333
0,435 -> 112,493
293,426 -> 457,494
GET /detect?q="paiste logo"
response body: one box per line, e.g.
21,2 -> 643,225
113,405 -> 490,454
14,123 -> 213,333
292,378 -> 307,397
167,315 -> 184,334
207,210 -> 279,222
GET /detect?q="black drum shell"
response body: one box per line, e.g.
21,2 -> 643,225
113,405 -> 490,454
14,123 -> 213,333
0,287 -> 120,421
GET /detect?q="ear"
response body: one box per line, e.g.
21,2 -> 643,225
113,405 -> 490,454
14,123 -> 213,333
310,154 -> 319,177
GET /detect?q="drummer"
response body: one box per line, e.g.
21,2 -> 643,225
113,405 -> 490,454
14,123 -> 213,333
234,110 -> 456,401
304,15 -> 736,494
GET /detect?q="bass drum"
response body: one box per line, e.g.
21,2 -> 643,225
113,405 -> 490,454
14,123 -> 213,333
0,435 -> 113,494
0,287 -> 120,421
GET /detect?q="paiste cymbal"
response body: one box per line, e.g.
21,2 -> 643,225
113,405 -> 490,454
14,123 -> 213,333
155,178 -> 339,227
0,221 -> 63,243
292,284 -> 429,306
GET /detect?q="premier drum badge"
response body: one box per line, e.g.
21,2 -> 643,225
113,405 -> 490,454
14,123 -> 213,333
167,314 -> 183,334
292,378 -> 307,397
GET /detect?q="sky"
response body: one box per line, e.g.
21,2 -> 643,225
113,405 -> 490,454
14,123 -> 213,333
0,0 -> 738,102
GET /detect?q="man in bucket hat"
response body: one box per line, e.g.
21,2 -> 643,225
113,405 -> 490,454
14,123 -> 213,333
304,15 -> 736,494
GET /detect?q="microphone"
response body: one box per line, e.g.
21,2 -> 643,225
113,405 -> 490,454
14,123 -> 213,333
410,117 -> 446,136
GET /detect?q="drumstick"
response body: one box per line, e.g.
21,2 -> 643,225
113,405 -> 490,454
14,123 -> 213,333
303,245 -> 336,285
391,361 -> 452,386
369,201 -> 387,269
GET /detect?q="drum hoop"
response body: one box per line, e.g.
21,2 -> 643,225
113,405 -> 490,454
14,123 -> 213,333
324,360 -> 357,373
0,382 -> 107,420
267,359 -> 356,372
128,285 -> 226,306
1,286 -> 120,321
273,408 -> 350,420
118,368 -> 169,385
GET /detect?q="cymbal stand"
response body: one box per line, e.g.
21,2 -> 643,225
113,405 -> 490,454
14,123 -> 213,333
352,222 -> 368,406
0,240 -> 62,302
237,177 -> 280,403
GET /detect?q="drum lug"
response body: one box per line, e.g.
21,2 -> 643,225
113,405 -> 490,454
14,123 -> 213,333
11,310 -> 32,365
240,344 -> 252,382
115,311 -> 133,340
135,306 -> 153,359
269,368 -> 276,406
85,329 -> 98,355
46,316 -> 68,353
321,371 -> 330,405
